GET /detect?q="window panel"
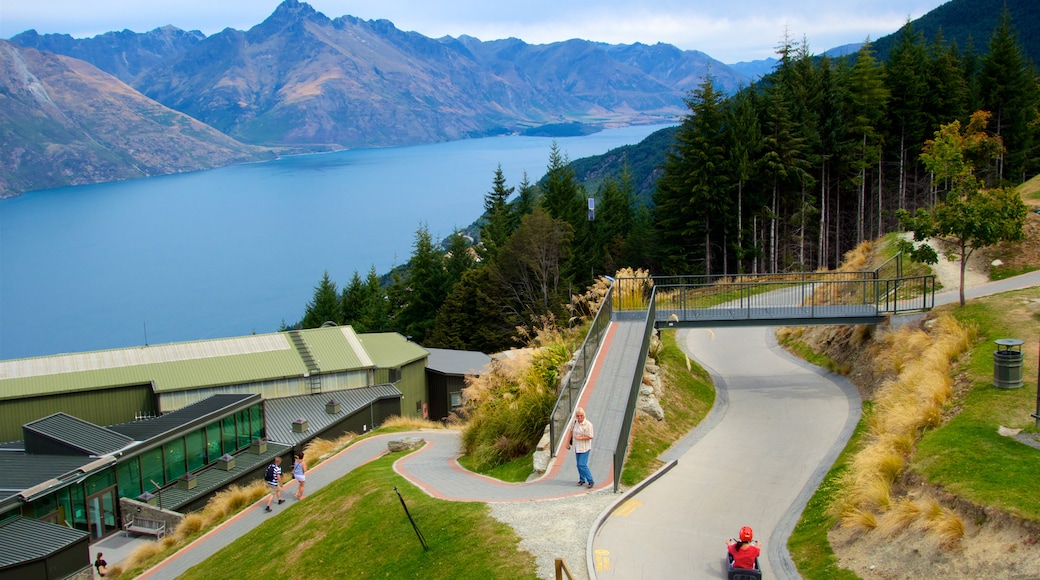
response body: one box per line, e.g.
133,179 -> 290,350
116,458 -> 142,500
236,409 -> 251,448
222,416 -> 236,454
186,429 -> 206,472
164,438 -> 187,482
206,422 -> 221,461
140,448 -> 164,491
250,404 -> 264,441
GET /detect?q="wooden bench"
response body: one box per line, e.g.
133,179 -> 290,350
122,514 -> 166,540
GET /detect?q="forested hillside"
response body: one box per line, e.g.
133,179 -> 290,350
871,0 -> 1039,63
292,8 -> 1037,354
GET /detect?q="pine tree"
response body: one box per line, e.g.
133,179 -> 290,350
392,224 -> 448,342
301,271 -> 341,329
979,9 -> 1039,182
845,42 -> 889,243
479,165 -> 514,260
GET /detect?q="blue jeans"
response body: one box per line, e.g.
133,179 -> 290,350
576,450 -> 593,484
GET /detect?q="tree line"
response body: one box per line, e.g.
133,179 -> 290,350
290,10 -> 1037,352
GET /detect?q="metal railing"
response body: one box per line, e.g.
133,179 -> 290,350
612,290 -> 656,493
548,284 -> 614,455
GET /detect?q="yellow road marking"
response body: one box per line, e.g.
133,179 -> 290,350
595,549 -> 611,571
613,499 -> 642,516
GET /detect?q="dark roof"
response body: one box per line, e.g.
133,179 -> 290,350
0,453 -> 97,494
0,516 -> 88,569
264,384 -> 401,446
424,348 -> 491,376
109,393 -> 259,442
23,413 -> 132,455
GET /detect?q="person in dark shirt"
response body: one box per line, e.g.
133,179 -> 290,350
264,456 -> 284,512
94,552 -> 108,576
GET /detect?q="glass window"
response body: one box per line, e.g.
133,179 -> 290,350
55,488 -> 72,527
186,429 -> 206,472
222,416 -> 237,453
236,409 -> 251,448
84,469 -> 115,496
27,493 -> 58,519
117,458 -> 142,499
70,484 -> 87,533
206,422 -> 221,461
140,447 -> 165,491
250,404 -> 264,441
164,438 -> 187,481
450,392 -> 462,408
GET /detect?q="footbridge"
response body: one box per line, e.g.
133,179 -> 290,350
548,254 -> 936,490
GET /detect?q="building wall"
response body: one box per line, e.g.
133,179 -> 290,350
395,359 -> 428,419
0,385 -> 155,442
156,370 -> 369,412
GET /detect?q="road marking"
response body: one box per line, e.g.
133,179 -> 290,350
613,499 -> 642,516
595,549 -> 611,571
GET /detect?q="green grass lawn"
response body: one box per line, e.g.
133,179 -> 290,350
912,290 -> 1040,522
178,450 -> 538,580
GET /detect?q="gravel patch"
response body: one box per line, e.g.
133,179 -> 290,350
488,488 -> 621,580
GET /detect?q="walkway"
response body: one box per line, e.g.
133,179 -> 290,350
94,271 -> 1039,579
104,319 -> 645,579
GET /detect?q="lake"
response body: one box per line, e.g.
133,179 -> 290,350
0,124 -> 672,360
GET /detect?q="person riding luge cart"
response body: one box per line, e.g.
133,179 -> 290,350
725,526 -> 762,580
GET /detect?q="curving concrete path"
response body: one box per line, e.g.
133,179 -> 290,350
591,326 -> 861,579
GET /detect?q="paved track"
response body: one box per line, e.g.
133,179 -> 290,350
592,326 -> 860,579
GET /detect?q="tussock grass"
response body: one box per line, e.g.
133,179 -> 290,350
876,498 -> 925,537
834,313 -> 973,548
840,507 -> 878,531
111,481 -> 269,578
459,345 -> 564,471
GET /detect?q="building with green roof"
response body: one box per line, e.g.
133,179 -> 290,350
0,326 -> 429,442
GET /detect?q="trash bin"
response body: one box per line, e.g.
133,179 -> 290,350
993,338 -> 1024,389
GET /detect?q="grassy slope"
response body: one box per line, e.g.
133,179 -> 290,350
913,290 -> 1040,520
178,450 -> 538,580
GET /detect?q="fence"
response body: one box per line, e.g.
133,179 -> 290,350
548,284 -> 614,455
612,292 -> 656,493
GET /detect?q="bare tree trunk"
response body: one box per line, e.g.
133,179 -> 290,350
818,161 -> 827,270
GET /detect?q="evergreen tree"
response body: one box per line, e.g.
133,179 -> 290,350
845,42 -> 889,242
392,224 -> 448,342
885,21 -> 930,214
479,165 -> 514,260
726,87 -> 763,273
979,9 -> 1039,182
443,230 -> 476,287
301,270 -> 342,329
428,267 -> 517,353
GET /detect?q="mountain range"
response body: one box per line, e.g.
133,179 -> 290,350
1,0 -> 749,197
3,0 -> 1034,198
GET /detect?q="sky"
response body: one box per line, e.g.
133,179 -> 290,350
1,0 -> 951,64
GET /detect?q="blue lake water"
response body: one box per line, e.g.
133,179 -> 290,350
0,124 -> 672,360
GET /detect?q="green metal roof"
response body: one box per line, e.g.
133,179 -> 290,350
355,333 -> 428,368
0,327 -> 379,400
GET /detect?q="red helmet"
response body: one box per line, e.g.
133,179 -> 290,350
739,526 -> 754,542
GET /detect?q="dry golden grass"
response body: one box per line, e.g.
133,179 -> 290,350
111,481 -> 270,577
611,267 -> 653,310
302,432 -> 357,465
379,415 -> 452,430
840,507 -> 878,531
173,513 -> 205,541
876,498 -> 925,537
835,313 -> 974,547
917,499 -> 966,548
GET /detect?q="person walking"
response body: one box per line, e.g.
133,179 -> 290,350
567,407 -> 595,488
293,452 -> 307,500
94,552 -> 107,577
264,456 -> 284,512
